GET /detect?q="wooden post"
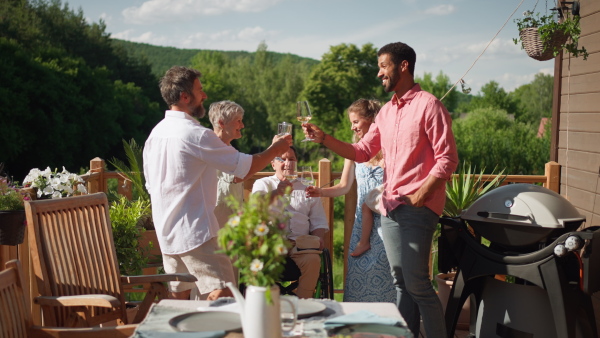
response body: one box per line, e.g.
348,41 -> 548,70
318,159 -> 333,254
545,161 -> 560,193
343,180 -> 358,288
89,158 -> 106,194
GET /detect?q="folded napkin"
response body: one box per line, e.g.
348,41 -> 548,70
323,310 -> 402,329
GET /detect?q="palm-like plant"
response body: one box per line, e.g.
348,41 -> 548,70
443,163 -> 506,217
109,139 -> 149,202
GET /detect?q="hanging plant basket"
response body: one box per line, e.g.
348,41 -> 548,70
0,210 -> 26,246
519,27 -> 568,61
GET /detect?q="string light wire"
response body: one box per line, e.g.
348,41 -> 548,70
440,0 -> 526,101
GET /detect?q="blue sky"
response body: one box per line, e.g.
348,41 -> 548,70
64,0 -> 556,94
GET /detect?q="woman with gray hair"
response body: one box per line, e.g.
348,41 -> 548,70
209,100 -> 246,232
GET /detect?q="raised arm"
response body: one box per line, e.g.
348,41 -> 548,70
242,134 -> 292,180
305,159 -> 355,198
302,123 -> 356,160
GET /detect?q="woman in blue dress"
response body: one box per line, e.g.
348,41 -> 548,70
306,99 -> 396,302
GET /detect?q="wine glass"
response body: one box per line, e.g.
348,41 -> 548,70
299,166 -> 314,186
283,160 -> 298,181
297,101 -> 313,142
278,122 -> 292,136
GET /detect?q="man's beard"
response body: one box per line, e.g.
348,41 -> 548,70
188,93 -> 205,118
383,71 -> 399,93
190,104 -> 205,119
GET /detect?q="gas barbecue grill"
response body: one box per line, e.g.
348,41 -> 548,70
438,184 -> 600,338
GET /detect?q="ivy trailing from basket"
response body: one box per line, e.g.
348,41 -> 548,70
513,10 -> 588,60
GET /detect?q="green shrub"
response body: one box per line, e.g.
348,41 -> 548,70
110,196 -> 151,276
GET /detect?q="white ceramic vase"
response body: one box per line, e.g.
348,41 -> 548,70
227,283 -> 283,338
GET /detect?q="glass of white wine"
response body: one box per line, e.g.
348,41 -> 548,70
297,101 -> 313,142
283,160 -> 298,181
278,122 -> 293,136
299,166 -> 314,186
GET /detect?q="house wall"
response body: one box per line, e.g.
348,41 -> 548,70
555,0 -> 600,227
554,2 -> 600,334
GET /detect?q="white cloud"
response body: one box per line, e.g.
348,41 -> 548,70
99,12 -> 112,23
423,4 -> 456,16
112,30 -> 171,46
123,0 -> 282,24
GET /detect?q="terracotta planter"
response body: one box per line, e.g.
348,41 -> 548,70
0,210 -> 26,246
436,272 -> 470,330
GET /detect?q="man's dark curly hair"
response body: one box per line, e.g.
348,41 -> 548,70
377,42 -> 416,76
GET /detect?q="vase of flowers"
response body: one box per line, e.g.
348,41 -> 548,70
218,192 -> 292,338
23,167 -> 88,199
0,167 -> 31,245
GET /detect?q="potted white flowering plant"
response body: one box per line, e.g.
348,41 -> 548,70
23,166 -> 88,199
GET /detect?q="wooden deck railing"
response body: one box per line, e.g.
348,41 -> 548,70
0,159 -> 560,312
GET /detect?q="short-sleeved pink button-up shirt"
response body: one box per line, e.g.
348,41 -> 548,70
352,84 -> 458,216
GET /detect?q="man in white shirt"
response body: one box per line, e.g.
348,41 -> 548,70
251,147 -> 329,298
143,66 -> 291,300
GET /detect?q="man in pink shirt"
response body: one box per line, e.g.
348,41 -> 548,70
303,42 -> 458,337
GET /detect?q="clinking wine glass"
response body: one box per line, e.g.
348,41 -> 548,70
278,122 -> 293,136
283,160 -> 298,182
299,166 -> 314,186
297,101 -> 313,142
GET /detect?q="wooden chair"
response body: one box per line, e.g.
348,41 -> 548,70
0,259 -> 137,337
25,192 -> 196,327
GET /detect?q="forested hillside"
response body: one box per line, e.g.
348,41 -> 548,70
112,39 -> 319,78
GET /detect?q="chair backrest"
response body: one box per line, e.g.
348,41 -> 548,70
26,193 -> 127,326
0,260 -> 31,337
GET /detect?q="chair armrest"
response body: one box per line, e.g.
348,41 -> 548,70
34,295 -> 121,308
121,273 -> 197,285
29,324 -> 137,337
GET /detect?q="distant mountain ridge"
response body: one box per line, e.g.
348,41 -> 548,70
111,39 -> 319,77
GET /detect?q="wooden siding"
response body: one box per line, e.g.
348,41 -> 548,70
556,0 -> 600,227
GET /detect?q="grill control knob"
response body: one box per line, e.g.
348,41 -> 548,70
554,244 -> 568,257
565,235 -> 583,251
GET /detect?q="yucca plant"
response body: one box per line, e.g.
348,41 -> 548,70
443,163 -> 506,217
109,139 -> 149,202
433,163 -> 506,282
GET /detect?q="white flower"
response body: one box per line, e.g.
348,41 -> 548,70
228,215 -> 240,228
250,259 -> 264,272
24,167 -> 87,198
275,244 -> 288,255
254,223 -> 269,236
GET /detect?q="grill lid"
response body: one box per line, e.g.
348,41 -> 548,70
461,184 -> 585,229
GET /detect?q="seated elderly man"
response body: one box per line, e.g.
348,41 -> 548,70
251,146 -> 329,298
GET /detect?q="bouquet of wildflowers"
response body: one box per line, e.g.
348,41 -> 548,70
218,192 -> 291,290
23,167 -> 88,199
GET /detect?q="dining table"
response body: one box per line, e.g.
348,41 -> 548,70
131,298 -> 413,338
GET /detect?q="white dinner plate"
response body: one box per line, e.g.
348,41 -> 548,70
281,299 -> 327,318
329,323 -> 412,337
169,311 -> 242,332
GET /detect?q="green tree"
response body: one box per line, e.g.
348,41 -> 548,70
300,43 -> 387,168
510,73 -> 553,125
467,81 -> 519,116
0,0 -> 161,179
416,71 -> 459,113
453,108 -> 550,175
190,42 -> 314,154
